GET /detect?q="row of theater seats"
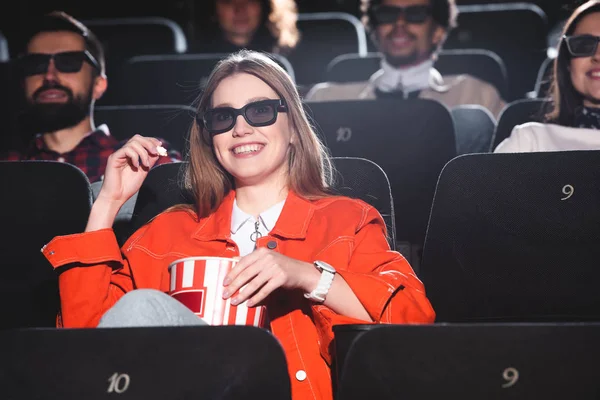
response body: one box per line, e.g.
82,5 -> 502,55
2,149 -> 599,398
0,46 -> 553,121
89,97 -> 544,161
0,48 -> 552,155
0,2 -> 554,100
0,157 -> 395,329
90,96 -> 546,157
3,148 -> 600,328
92,97 -> 547,244
87,49 -> 549,106
100,2 -> 552,101
0,91 -> 547,267
1,323 -> 599,399
0,95 -> 525,260
91,98 -> 459,256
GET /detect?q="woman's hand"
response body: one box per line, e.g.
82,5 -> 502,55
85,135 -> 164,232
96,135 -> 163,207
222,248 -> 320,307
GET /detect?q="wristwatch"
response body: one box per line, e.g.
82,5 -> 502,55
304,260 -> 336,303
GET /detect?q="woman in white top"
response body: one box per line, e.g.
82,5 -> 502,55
495,0 -> 600,153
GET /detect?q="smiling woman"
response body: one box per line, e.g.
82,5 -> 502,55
41,50 -> 435,400
208,73 -> 293,189
495,0 -> 600,153
567,13 -> 600,109
190,0 -> 300,55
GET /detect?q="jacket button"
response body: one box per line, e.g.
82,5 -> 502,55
267,240 -> 277,249
295,370 -> 307,381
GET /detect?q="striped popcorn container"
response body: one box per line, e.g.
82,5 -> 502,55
168,257 -> 266,327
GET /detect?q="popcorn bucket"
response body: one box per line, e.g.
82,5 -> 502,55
168,257 -> 266,327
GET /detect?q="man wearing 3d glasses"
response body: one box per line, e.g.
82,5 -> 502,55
1,11 -> 179,183
306,0 -> 505,118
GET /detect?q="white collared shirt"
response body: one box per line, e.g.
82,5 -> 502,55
373,58 -> 435,95
231,199 -> 286,256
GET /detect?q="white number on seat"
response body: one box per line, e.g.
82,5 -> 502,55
561,185 -> 574,200
107,372 -> 130,394
501,367 -> 519,388
336,127 -> 352,142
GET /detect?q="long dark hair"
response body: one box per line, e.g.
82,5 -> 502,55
198,0 -> 299,52
546,0 -> 600,125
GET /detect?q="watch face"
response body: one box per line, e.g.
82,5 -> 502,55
315,261 -> 336,273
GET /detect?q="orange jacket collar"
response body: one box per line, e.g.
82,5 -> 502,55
192,190 -> 315,242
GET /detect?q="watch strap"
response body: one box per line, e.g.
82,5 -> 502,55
304,261 -> 336,303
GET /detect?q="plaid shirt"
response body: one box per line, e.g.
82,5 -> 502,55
0,125 -> 181,183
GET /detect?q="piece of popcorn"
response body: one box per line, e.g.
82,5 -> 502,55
156,146 -> 168,157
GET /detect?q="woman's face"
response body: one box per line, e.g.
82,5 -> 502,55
209,72 -> 293,188
569,12 -> 600,107
216,0 -> 263,45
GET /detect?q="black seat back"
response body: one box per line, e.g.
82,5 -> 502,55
127,157 -> 397,250
305,98 -> 456,251
421,151 -> 600,322
94,104 -> 196,155
531,56 -> 554,99
83,17 -> 187,69
445,3 -> 549,100
289,12 -> 367,85
491,98 -> 549,151
106,53 -> 294,105
0,161 -> 92,329
335,323 -> 600,400
0,61 -> 22,153
330,157 -> 396,249
83,17 -> 189,105
0,326 -> 291,399
451,104 -> 496,155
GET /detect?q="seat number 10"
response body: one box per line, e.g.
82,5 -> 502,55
107,373 -> 131,394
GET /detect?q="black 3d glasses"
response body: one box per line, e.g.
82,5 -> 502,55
199,99 -> 288,135
371,5 -> 433,25
564,34 -> 600,58
17,51 -> 100,77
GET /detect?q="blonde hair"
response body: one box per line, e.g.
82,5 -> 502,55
182,50 -> 333,218
267,0 -> 301,51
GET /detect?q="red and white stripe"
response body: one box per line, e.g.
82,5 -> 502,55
168,257 -> 265,327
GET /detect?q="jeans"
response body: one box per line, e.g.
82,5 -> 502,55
98,289 -> 207,328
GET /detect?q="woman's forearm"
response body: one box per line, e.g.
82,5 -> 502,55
85,199 -> 123,232
303,266 -> 372,321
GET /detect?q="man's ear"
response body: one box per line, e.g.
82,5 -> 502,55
92,74 -> 107,100
432,25 -> 447,48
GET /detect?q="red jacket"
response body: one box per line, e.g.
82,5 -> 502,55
43,190 -> 435,400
